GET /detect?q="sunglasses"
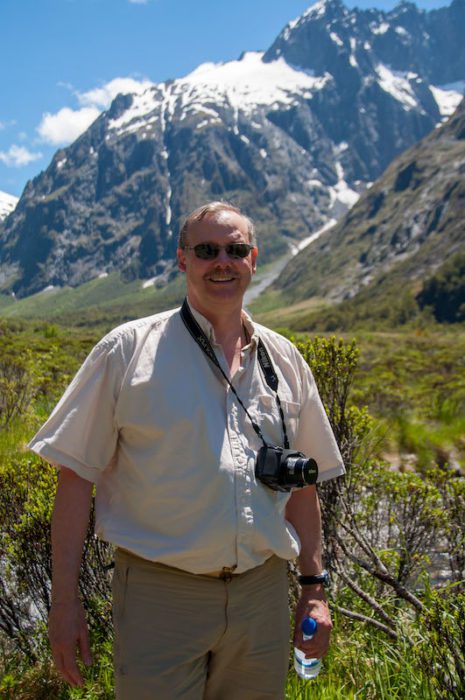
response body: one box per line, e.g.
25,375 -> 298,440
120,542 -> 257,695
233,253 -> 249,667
183,242 -> 255,260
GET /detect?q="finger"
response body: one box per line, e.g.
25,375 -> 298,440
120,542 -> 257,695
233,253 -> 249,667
79,625 -> 93,666
54,647 -> 85,687
298,626 -> 330,652
63,660 -> 85,688
302,637 -> 330,658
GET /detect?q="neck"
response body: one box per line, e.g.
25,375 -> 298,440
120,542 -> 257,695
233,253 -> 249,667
187,297 -> 244,344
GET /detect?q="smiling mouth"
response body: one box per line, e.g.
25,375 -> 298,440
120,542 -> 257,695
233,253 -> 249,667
208,276 -> 236,283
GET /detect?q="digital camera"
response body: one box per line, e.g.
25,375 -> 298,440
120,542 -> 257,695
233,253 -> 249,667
255,445 -> 318,492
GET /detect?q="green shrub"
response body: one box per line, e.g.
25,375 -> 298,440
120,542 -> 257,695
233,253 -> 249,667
417,253 -> 465,323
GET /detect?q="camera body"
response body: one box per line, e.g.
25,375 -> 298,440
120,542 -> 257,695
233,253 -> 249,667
255,445 -> 318,492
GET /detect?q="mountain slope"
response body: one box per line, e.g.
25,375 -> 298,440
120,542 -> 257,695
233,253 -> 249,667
1,0 -> 464,299
270,97 -> 465,326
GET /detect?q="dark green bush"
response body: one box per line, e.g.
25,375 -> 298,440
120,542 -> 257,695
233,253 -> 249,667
417,252 -> 465,323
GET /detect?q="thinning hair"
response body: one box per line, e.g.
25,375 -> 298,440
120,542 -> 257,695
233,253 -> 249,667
178,201 -> 256,248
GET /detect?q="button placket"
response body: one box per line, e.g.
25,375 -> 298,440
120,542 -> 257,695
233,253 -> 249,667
226,384 -> 254,566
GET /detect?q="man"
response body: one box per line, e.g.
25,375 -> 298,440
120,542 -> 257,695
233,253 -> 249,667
29,201 -> 345,699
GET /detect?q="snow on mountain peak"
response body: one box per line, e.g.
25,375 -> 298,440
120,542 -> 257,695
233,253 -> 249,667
104,1 -> 465,142
180,52 -> 328,111
303,0 -> 328,21
302,0 -> 345,22
284,0 -> 346,39
108,51 -> 331,137
108,88 -> 162,134
0,191 -> 19,222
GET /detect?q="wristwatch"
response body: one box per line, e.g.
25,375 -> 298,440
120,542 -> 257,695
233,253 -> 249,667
298,570 -> 330,587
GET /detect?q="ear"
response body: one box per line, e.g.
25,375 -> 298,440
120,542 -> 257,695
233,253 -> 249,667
251,246 -> 258,274
177,248 -> 187,272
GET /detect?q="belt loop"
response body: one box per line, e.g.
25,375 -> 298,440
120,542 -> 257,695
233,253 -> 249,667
219,566 -> 236,582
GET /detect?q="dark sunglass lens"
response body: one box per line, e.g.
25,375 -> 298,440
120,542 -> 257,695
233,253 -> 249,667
191,243 -> 252,259
194,244 -> 219,259
226,244 -> 251,258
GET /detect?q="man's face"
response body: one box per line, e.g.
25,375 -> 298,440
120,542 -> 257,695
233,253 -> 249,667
177,211 -> 257,318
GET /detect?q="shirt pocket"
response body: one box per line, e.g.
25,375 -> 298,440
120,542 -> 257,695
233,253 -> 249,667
252,394 -> 301,447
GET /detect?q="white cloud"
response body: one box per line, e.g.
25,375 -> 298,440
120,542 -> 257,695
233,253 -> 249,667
37,106 -> 100,146
129,0 -> 150,4
36,77 -> 153,146
0,144 -> 43,167
78,77 -> 153,110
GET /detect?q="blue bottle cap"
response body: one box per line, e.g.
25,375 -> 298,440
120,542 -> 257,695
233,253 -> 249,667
302,617 -> 318,636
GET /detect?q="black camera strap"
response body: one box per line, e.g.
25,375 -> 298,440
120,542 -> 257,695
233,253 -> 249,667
180,299 -> 289,450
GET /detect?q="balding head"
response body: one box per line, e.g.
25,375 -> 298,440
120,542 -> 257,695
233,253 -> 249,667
178,202 -> 255,249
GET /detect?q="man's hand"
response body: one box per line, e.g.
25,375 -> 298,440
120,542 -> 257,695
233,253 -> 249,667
293,586 -> 332,659
49,598 -> 93,687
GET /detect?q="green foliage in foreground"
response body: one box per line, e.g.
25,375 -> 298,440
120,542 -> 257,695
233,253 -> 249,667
0,329 -> 464,699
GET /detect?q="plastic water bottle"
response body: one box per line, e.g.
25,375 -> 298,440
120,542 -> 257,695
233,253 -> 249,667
294,617 -> 322,680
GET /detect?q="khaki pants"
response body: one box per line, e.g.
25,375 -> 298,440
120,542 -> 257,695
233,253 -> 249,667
112,549 -> 290,700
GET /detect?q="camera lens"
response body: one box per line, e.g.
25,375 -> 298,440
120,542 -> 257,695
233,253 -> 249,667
285,456 -> 318,486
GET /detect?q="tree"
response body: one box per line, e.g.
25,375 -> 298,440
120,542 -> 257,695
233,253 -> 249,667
417,252 -> 465,323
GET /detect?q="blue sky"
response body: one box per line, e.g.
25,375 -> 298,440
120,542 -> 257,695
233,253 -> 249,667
0,0 -> 450,197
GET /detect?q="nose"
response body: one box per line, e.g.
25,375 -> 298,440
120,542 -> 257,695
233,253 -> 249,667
214,248 -> 233,265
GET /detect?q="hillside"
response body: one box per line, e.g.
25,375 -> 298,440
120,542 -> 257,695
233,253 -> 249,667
263,97 -> 465,329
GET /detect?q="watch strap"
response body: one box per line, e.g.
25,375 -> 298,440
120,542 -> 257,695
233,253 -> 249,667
298,570 -> 329,586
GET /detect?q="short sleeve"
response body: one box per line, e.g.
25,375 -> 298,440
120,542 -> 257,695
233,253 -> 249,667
293,352 -> 345,484
28,336 -> 124,483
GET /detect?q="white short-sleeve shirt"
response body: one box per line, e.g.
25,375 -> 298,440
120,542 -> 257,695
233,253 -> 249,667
29,303 -> 345,574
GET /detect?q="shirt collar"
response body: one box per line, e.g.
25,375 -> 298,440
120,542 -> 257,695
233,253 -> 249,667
241,308 -> 258,349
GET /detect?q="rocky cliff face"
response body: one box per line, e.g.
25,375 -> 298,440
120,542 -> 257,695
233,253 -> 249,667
1,0 -> 464,298
273,96 -> 465,306
264,0 -> 465,180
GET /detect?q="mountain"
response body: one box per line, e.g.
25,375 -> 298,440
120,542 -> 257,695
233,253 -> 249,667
264,0 -> 465,177
0,191 -> 18,223
1,0 -> 464,299
269,96 -> 465,327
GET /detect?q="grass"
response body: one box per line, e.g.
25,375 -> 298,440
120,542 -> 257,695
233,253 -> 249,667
285,623 -> 434,700
250,294 -> 330,329
0,417 -> 36,462
0,272 -> 186,329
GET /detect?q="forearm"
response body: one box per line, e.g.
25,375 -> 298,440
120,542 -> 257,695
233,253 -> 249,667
286,485 -> 332,658
51,466 -> 93,603
285,485 -> 323,575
